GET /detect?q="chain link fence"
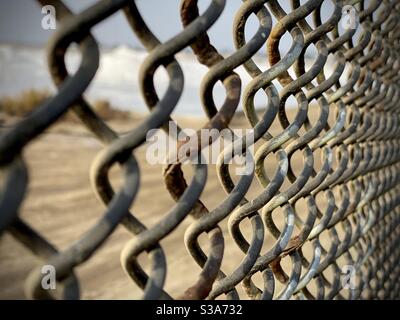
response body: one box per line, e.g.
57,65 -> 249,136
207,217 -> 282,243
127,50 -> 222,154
1,0 -> 400,300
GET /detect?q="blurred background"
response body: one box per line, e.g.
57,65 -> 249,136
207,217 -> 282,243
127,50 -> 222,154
0,0 -> 336,116
0,0 -> 342,300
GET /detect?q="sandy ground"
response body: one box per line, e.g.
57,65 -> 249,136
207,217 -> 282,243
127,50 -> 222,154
0,111 -> 322,300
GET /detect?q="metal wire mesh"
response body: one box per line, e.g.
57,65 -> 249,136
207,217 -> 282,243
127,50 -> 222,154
1,0 -> 400,300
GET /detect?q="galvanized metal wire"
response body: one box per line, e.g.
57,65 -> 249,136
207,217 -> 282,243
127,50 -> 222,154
1,0 -> 400,300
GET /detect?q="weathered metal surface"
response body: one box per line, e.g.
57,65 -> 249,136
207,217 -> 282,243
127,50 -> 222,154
0,0 -> 399,300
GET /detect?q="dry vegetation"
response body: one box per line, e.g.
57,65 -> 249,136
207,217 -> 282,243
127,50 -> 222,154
0,89 -> 133,123
0,89 -> 50,117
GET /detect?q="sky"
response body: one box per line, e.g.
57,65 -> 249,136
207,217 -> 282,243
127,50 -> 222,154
0,0 -> 336,52
0,1 -> 339,114
0,0 -> 259,51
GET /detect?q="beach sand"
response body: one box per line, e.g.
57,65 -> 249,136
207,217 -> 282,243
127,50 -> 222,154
0,110 -> 329,299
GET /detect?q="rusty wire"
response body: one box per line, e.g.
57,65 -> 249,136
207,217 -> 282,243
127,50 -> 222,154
0,0 -> 400,300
